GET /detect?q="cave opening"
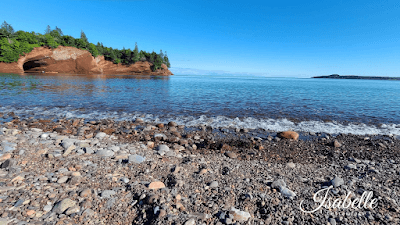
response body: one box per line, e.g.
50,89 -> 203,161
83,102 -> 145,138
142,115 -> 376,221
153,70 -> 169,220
23,60 -> 45,72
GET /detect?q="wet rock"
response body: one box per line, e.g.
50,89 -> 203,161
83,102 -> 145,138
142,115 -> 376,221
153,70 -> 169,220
168,121 -> 177,127
278,131 -> 299,140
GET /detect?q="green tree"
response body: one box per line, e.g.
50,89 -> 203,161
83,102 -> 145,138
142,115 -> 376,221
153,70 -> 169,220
44,34 -> 59,48
88,43 -> 99,57
45,25 -> 51,34
0,21 -> 15,39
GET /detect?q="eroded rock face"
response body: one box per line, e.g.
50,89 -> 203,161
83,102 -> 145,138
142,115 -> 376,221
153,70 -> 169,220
0,46 -> 173,75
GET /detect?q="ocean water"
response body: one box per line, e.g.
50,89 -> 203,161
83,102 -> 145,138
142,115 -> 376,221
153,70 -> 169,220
0,73 -> 399,135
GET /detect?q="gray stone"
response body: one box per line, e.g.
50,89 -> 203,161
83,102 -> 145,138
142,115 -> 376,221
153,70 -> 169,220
57,176 -> 69,184
184,218 -> 196,225
95,132 -> 107,139
271,179 -> 286,190
280,187 -> 296,199
331,177 -> 344,188
286,162 -> 296,168
345,164 -> 357,169
105,198 -> 116,209
14,199 -> 24,207
128,155 -> 145,164
84,147 -> 94,154
53,198 -> 76,214
43,204 -> 53,212
209,181 -> 218,188
109,146 -> 120,152
95,149 -> 114,157
101,190 -> 116,198
156,145 -> 170,156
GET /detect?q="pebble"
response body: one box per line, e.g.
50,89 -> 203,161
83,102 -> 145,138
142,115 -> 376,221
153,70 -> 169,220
57,176 -> 69,184
345,164 -> 357,169
229,207 -> 251,222
95,149 -> 114,157
148,181 -> 166,190
209,181 -> 218,188
101,190 -> 116,198
329,218 -> 337,225
331,176 -> 344,188
156,145 -> 170,156
286,162 -> 295,168
43,204 -> 53,212
333,140 -> 342,148
80,189 -> 92,197
225,152 -> 237,159
277,131 -> 299,140
128,154 -> 146,164
184,218 -> 196,225
95,132 -> 107,139
53,198 -> 76,214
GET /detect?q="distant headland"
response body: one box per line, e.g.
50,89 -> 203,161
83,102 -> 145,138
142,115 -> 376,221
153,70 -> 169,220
313,74 -> 400,80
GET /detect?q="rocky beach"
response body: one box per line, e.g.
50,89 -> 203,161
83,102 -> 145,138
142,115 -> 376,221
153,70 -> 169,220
0,113 -> 399,225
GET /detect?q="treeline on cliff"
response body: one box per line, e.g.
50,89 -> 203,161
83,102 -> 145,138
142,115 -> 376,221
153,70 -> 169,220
0,22 -> 170,71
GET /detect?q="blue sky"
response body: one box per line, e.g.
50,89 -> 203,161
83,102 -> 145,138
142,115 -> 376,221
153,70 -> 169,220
2,0 -> 400,77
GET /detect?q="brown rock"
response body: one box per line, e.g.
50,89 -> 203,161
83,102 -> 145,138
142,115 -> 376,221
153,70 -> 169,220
333,140 -> 342,148
80,189 -> 92,197
221,144 -> 232,151
278,131 -> 299,140
0,153 -> 11,161
225,152 -> 237,159
0,46 -> 173,75
148,181 -> 166,190
147,141 -> 155,148
168,121 -> 178,127
156,123 -> 164,129
26,209 -> 35,216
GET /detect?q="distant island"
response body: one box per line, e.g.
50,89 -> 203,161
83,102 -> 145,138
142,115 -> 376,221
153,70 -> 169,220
0,21 -> 172,75
313,74 -> 400,80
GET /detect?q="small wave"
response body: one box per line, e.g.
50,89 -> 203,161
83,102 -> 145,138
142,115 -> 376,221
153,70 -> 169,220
1,106 -> 399,136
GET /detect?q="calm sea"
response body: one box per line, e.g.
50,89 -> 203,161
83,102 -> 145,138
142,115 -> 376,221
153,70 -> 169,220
1,73 -> 399,135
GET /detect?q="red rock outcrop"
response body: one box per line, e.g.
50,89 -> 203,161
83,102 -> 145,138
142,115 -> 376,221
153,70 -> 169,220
0,46 -> 173,75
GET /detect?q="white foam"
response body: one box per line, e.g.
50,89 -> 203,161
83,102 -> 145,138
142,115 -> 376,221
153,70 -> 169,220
1,106 -> 399,136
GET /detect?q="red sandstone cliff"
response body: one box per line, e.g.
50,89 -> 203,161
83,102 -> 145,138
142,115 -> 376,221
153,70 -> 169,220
0,46 -> 173,75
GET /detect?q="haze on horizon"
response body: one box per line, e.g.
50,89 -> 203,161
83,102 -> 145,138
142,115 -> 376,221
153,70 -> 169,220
2,0 -> 400,77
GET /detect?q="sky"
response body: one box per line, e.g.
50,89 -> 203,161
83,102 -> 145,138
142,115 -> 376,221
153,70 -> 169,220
1,0 -> 400,77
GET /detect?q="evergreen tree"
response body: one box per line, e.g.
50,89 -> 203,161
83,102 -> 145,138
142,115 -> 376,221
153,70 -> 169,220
45,25 -> 51,34
0,21 -> 15,39
55,26 -> 63,36
80,30 -> 88,43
